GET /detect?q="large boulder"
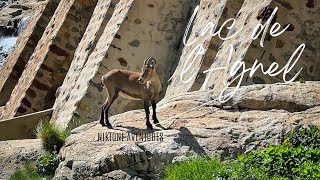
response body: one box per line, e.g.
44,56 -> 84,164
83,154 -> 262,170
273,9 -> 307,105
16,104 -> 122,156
54,82 -> 320,179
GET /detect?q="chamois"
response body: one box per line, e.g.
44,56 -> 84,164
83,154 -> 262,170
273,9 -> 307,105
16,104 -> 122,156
100,56 -> 162,129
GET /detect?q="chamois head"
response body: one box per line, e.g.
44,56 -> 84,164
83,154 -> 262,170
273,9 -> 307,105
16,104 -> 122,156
138,56 -> 156,84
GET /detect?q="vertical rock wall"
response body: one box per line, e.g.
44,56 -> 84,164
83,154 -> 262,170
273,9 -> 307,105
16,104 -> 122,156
0,0 -> 96,119
239,0 -> 320,85
201,0 -> 273,91
165,0 -> 273,97
165,0 -> 229,98
166,0 -> 320,98
51,0 -> 113,125
190,0 -> 246,91
52,0 -> 196,129
99,0 -> 195,115
52,0 -> 135,129
19,1 -> 95,115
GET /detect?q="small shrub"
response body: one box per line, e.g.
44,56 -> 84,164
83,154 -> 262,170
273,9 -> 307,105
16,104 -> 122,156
10,162 -> 51,180
36,120 -> 70,152
239,145 -> 320,179
239,125 -> 320,179
299,77 -> 306,84
35,153 -> 59,177
284,124 -> 320,149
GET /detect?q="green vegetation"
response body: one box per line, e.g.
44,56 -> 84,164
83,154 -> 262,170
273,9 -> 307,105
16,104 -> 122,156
165,125 -> 320,180
10,120 -> 70,179
9,151 -> 60,180
165,158 -> 271,180
299,77 -> 306,83
9,162 -> 52,180
239,145 -> 320,179
36,120 -> 70,152
284,124 -> 320,149
35,153 -> 59,177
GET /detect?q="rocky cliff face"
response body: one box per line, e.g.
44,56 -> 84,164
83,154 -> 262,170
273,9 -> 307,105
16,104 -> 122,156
0,0 -> 319,178
166,0 -> 320,96
52,82 -> 320,179
0,0 -> 319,132
0,0 -> 197,130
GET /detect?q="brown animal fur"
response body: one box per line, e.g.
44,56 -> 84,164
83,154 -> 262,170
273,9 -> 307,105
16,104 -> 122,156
100,56 -> 162,129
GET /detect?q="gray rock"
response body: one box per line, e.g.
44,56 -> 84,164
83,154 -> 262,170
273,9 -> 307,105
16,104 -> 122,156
0,139 -> 45,179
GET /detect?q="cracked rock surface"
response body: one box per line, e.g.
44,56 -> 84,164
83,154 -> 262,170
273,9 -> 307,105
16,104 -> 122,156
53,82 -> 320,179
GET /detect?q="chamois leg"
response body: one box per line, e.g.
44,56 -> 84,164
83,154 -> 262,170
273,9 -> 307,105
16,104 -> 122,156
104,106 -> 111,127
101,88 -> 119,127
106,89 -> 120,127
100,103 -> 106,126
100,98 -> 111,127
151,100 -> 159,124
144,99 -> 153,130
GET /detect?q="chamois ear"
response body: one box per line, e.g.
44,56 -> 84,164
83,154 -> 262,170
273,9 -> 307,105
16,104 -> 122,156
148,56 -> 156,65
144,56 -> 152,65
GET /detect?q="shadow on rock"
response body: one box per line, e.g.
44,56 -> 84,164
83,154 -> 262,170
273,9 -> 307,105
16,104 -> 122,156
174,127 -> 207,157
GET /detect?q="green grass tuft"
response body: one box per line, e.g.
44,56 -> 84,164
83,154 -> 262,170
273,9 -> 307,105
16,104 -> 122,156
165,157 -> 270,180
36,120 -> 70,153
